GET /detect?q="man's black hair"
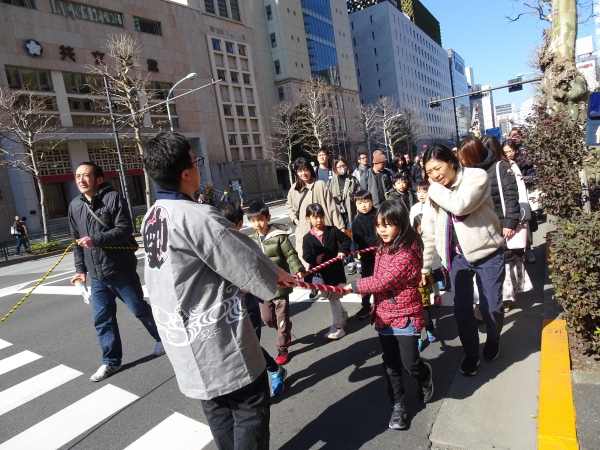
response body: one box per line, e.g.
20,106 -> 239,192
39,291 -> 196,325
247,201 -> 270,220
215,201 -> 244,224
143,131 -> 192,191
77,162 -> 104,178
354,189 -> 373,201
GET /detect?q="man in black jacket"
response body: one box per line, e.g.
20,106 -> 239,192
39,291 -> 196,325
68,162 -> 164,382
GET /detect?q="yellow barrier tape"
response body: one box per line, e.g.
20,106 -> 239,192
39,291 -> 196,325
0,241 -> 141,325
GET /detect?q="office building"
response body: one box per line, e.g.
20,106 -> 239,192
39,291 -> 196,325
446,48 -> 470,141
349,0 -> 455,149
0,0 -> 276,237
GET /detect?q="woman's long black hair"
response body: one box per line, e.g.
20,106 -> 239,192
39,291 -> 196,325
376,200 -> 423,254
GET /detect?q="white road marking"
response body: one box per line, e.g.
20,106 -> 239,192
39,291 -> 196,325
0,340 -> 12,350
0,351 -> 43,376
0,365 -> 82,416
17,285 -> 84,296
0,384 -> 138,450
0,283 -> 32,299
124,412 -> 213,450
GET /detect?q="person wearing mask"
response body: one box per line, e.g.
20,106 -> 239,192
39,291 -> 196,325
360,150 -> 393,209
328,155 -> 360,275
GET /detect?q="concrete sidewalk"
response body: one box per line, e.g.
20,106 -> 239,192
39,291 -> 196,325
429,224 -> 548,450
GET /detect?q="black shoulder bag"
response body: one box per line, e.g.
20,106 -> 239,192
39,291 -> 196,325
83,202 -> 139,250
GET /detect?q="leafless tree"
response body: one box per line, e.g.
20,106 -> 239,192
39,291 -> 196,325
0,88 -> 67,242
392,107 -> 424,157
86,34 -> 156,209
268,101 -> 305,185
376,96 -> 403,155
352,102 -> 381,162
297,76 -> 335,155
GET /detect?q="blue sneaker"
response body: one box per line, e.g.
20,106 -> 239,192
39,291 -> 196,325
269,366 -> 287,395
417,338 -> 424,352
427,330 -> 437,343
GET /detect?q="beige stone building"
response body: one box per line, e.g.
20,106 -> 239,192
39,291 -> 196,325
0,0 -> 276,238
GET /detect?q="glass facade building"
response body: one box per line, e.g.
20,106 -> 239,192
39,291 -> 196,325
302,0 -> 340,85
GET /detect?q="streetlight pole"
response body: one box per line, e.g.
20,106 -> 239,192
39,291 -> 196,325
103,75 -> 134,222
383,113 -> 402,161
167,73 -> 197,131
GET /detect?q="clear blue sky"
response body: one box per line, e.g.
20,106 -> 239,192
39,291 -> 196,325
422,0 -> 595,109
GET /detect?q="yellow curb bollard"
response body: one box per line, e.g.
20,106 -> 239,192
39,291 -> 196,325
538,319 -> 579,450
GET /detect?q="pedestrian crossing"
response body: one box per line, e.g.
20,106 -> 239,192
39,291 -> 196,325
0,339 -> 214,449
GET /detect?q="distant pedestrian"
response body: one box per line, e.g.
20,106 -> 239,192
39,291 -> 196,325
341,201 -> 434,430
12,215 -> 27,256
237,185 -> 245,207
352,152 -> 370,180
20,216 -> 31,253
220,190 -> 230,202
68,162 -> 165,383
360,150 -> 393,208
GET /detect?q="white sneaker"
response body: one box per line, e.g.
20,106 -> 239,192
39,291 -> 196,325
325,326 -> 345,340
90,364 -> 122,382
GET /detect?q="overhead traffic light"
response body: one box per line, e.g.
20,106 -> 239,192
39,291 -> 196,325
508,77 -> 523,93
429,97 -> 441,108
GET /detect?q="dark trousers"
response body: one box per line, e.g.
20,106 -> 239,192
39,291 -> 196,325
248,305 -> 277,372
259,296 -> 290,348
378,333 -> 429,404
201,371 -> 270,450
360,258 -> 375,308
450,250 -> 505,358
90,271 -> 161,366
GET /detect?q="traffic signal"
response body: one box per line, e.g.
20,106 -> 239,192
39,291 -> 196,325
429,97 -> 441,108
508,77 -> 523,93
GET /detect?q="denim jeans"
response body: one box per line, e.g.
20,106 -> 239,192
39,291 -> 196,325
91,271 -> 161,366
201,371 -> 270,450
14,236 -> 24,255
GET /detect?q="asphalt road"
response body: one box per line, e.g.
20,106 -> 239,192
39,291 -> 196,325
0,204 -> 463,449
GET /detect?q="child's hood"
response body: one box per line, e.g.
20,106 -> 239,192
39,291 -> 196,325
263,223 -> 292,240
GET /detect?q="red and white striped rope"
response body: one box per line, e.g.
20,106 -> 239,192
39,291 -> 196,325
277,279 -> 345,294
296,246 -> 377,279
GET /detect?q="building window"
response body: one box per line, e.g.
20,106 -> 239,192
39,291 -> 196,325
241,134 -> 249,145
217,69 -> 226,81
3,0 -> 36,8
278,86 -> 284,101
133,17 -> 162,36
204,0 -> 215,14
265,4 -> 272,20
248,106 -> 256,117
242,73 -> 251,85
62,72 -> 102,94
230,0 -> 240,21
49,0 -> 124,27
274,60 -> 281,75
253,134 -> 260,144
223,104 -> 232,116
374,48 -> 377,56
238,45 -> 246,56
6,66 -> 53,91
228,134 -> 237,145
236,105 -> 244,116
225,42 -> 234,54
270,33 -> 277,48
212,39 -> 221,51
230,72 -> 239,83
217,0 -> 228,17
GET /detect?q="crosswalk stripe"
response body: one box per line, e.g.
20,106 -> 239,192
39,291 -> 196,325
0,384 -> 138,450
124,412 -> 213,449
0,351 -> 42,376
0,339 -> 12,350
0,365 -> 82,416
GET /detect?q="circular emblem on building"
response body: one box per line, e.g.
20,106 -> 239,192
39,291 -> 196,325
24,39 -> 43,57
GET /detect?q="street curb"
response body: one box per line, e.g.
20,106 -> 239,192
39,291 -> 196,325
538,318 -> 579,450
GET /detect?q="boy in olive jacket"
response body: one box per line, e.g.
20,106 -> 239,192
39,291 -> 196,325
248,202 -> 305,365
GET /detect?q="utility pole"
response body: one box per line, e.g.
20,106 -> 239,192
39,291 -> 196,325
448,55 -> 460,145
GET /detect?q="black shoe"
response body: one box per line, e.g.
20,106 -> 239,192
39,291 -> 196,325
418,362 -> 434,403
388,403 -> 408,430
355,305 -> 372,319
483,338 -> 500,361
460,355 -> 480,376
309,290 -> 318,299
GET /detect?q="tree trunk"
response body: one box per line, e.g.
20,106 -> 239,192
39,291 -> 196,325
37,180 -> 50,244
133,126 -> 152,210
540,0 -> 587,121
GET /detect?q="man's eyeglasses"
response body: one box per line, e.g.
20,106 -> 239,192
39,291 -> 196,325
358,156 -> 367,160
193,156 -> 205,168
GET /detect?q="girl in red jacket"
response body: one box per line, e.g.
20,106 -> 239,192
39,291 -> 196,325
341,200 -> 434,430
